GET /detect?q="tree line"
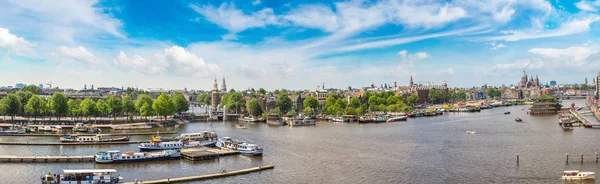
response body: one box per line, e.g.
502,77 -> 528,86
0,86 -> 189,122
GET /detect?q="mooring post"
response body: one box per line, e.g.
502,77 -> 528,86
566,153 -> 569,163
596,149 -> 598,163
517,153 -> 519,164
581,153 -> 584,163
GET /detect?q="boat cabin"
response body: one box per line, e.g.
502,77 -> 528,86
50,169 -> 119,184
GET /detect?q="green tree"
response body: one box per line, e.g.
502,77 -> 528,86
302,106 -> 314,115
408,94 -> 419,106
22,85 -> 42,94
25,95 -> 44,120
276,92 -> 293,113
303,96 -> 319,109
221,92 -> 246,113
122,96 -> 136,117
153,93 -> 175,120
79,98 -> 96,120
258,88 -> 267,95
246,98 -> 263,117
135,94 -> 153,114
140,102 -> 153,119
96,99 -> 109,117
196,93 -> 212,105
487,88 -> 501,98
287,109 -> 297,116
16,91 -> 35,114
39,98 -> 49,117
172,91 -> 189,113
344,106 -> 357,115
107,95 -> 123,120
125,87 -> 135,95
349,97 -> 361,108
67,99 -> 79,120
49,93 -> 68,120
2,93 -> 22,122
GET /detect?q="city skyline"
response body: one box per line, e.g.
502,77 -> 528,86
1,0 -> 600,89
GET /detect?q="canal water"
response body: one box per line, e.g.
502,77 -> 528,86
1,99 -> 599,183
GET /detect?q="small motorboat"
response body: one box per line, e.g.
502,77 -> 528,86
561,170 -> 595,180
40,126 -> 52,132
91,127 -> 102,133
235,124 -> 247,129
515,118 -> 523,122
467,131 -> 476,134
504,112 -> 510,115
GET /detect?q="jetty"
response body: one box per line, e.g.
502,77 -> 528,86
0,131 -> 177,137
0,141 -> 143,146
0,155 -> 94,162
180,147 -> 239,161
569,110 -> 600,128
123,164 -> 274,184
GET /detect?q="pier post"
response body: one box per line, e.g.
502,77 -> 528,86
596,149 -> 598,163
581,153 -> 583,163
516,154 -> 519,164
566,153 -> 569,163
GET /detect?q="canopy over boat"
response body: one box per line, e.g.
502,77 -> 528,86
63,169 -> 117,174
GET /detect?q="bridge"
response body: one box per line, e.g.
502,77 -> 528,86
570,110 -> 600,128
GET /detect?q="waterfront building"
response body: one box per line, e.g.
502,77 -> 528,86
596,72 -> 600,99
14,83 -> 25,89
315,90 -> 328,106
408,76 -> 448,104
529,96 -> 560,115
211,77 -> 227,110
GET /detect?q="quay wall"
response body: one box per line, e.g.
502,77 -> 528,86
124,164 -> 274,184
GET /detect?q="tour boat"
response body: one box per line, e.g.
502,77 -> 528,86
138,138 -> 216,150
515,118 -> 523,122
504,111 -> 510,115
112,124 -> 152,130
41,169 -> 122,184
386,116 -> 407,122
59,134 -> 130,142
41,126 -> 52,132
73,123 -> 89,132
0,127 -> 25,134
235,143 -> 263,156
216,137 -> 234,149
179,131 -> 218,140
467,131 -> 476,134
235,124 -> 247,129
561,170 -> 595,180
95,149 -> 180,163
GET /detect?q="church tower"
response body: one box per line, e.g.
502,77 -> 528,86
212,77 -> 218,92
520,71 -> 527,88
410,75 -> 414,86
221,77 -> 227,92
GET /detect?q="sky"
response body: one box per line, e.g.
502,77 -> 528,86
1,0 -> 600,90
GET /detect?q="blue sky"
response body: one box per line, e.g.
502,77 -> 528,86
1,0 -> 600,90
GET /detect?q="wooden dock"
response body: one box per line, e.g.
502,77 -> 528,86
569,110 -> 600,128
0,131 -> 177,137
180,147 -> 239,161
123,164 -> 274,184
0,155 -> 94,162
0,141 -> 143,145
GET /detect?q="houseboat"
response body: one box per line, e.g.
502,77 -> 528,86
95,150 -> 180,163
59,134 -> 130,142
288,117 -> 316,126
53,126 -> 62,133
73,123 -> 89,132
561,121 -> 574,131
239,116 -> 258,122
40,126 -> 53,132
561,170 -> 595,180
236,143 -> 263,156
0,127 -> 25,134
138,138 -> 216,150
112,124 -> 152,130
179,131 -> 218,140
373,115 -> 389,123
267,119 -> 286,125
41,169 -> 122,184
331,117 -> 347,123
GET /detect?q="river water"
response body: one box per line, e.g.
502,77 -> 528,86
1,99 -> 599,183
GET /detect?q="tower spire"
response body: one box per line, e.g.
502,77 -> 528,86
221,76 -> 227,92
410,75 -> 414,86
212,77 -> 218,92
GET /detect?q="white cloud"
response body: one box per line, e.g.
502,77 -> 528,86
190,3 -> 280,40
284,5 -> 338,32
528,46 -> 597,62
488,16 -> 600,41
487,42 -> 508,50
397,50 -> 430,66
447,68 -> 455,74
575,0 -> 599,12
493,45 -> 600,72
386,1 -> 467,28
252,0 -> 261,6
116,52 -> 162,74
0,27 -> 35,56
57,46 -> 101,64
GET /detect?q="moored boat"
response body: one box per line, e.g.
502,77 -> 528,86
73,123 -> 89,132
467,131 -> 476,134
386,116 -> 407,122
239,116 -> 258,122
91,127 -> 102,133
111,124 -> 152,130
561,170 -> 595,180
267,119 -> 286,125
561,121 -> 574,131
178,131 -> 218,140
95,149 -> 180,163
235,124 -> 247,129
40,126 -> 52,132
504,111 -> 510,115
138,138 -> 216,150
331,117 -> 347,123
288,117 -> 316,126
59,134 -> 130,142
235,143 -> 263,156
41,169 -> 122,184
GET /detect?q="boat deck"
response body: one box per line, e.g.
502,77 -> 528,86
180,147 -> 239,161
0,141 -> 143,145
0,131 -> 177,137
0,155 -> 95,162
122,164 -> 274,184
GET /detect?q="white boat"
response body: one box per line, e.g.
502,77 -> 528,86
112,124 -> 152,130
386,116 -> 407,122
288,117 -> 316,127
59,134 -> 130,142
561,170 -> 595,180
41,169 -> 122,184
467,131 -> 476,134
179,131 -> 218,140
95,150 -> 180,164
0,127 -> 25,134
216,137 -> 234,149
331,117 -> 346,122
53,126 -> 62,133
73,123 -> 89,132
40,126 -> 53,132
561,121 -> 574,131
235,142 -> 263,156
239,116 -> 258,122
138,139 -> 216,150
